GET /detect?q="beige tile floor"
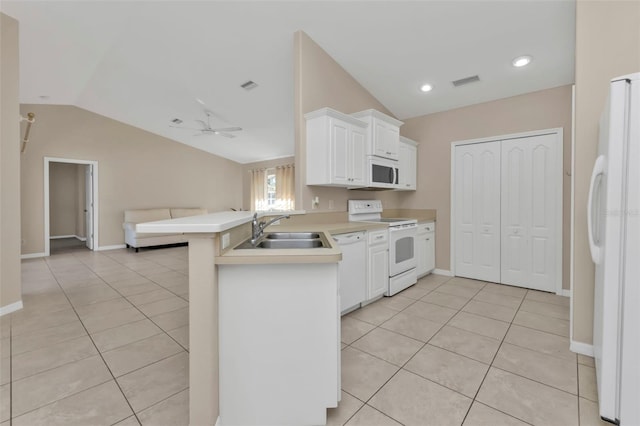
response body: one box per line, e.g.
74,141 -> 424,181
0,246 -> 608,425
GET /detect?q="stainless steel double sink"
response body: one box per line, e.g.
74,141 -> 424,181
236,232 -> 329,249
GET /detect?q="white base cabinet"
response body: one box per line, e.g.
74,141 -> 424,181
417,222 -> 435,277
367,229 -> 389,300
218,263 -> 340,426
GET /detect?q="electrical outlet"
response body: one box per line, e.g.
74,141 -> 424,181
222,233 -> 230,249
312,196 -> 320,209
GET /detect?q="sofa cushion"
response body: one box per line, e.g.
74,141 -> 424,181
171,208 -> 207,218
124,208 -> 171,223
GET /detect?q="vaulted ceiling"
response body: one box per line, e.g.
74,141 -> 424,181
2,1 -> 575,163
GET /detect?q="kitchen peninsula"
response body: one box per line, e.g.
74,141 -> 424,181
137,211 -> 344,426
137,208 -> 436,425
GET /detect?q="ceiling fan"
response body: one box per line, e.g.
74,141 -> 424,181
170,109 -> 242,138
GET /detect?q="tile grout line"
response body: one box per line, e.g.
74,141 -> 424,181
341,277 -> 457,425
344,278 -> 538,426
40,254 -> 144,425
70,249 -> 193,418
459,287 -> 532,426
68,251 -> 190,354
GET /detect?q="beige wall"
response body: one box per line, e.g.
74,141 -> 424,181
400,86 -> 573,284
572,1 -> 640,344
1,13 -> 22,309
242,156 -> 295,210
20,104 -> 244,254
293,31 -> 573,284
294,31 -> 400,213
49,162 -> 82,237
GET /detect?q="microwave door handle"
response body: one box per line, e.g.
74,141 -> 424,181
395,168 -> 399,184
388,167 -> 394,184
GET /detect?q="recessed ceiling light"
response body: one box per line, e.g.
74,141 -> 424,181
420,84 -> 433,93
512,55 -> 533,67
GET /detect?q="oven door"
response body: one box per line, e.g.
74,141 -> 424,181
389,225 -> 417,276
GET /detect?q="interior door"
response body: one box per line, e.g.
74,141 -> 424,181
454,141 -> 501,282
501,134 -> 558,291
85,165 -> 94,250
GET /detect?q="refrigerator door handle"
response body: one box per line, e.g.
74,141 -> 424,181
588,155 -> 606,264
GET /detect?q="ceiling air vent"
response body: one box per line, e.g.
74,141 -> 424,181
240,80 -> 258,90
171,118 -> 183,124
452,75 -> 480,87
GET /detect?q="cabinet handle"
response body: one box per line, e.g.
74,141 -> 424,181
426,238 -> 430,241
375,235 -> 384,240
386,151 -> 392,155
406,184 -> 410,187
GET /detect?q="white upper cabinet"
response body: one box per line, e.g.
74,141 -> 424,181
351,110 -> 403,160
397,136 -> 418,191
305,108 -> 368,187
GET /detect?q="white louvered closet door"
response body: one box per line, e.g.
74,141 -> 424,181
454,141 -> 501,283
501,134 -> 558,291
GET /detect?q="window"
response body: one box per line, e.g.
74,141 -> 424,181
250,164 -> 295,211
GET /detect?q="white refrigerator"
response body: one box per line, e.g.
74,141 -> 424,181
588,72 -> 639,425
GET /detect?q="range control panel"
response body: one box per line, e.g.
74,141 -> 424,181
348,200 -> 383,215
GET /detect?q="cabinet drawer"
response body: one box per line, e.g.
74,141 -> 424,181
368,229 -> 388,245
418,222 -> 435,234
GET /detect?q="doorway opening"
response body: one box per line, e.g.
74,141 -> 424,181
44,157 -> 98,256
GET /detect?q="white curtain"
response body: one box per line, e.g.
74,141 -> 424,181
275,164 -> 295,211
250,168 -> 266,211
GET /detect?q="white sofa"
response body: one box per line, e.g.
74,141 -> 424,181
123,208 -> 207,252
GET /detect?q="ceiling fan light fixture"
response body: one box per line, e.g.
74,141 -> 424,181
171,118 -> 183,124
512,55 -> 533,67
420,84 -> 433,93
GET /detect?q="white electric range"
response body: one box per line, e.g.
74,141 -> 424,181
348,200 -> 418,296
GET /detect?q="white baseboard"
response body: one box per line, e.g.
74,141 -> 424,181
215,416 -> 221,426
558,289 -> 572,297
433,269 -> 452,276
570,340 -> 594,357
0,300 -> 23,316
97,244 -> 127,251
50,235 -> 87,241
21,252 -> 46,259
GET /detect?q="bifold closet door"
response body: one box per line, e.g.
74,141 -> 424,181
501,134 -> 558,292
454,141 -> 501,282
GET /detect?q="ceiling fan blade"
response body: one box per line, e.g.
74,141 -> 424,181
217,132 -> 236,138
212,127 -> 242,132
170,125 -> 205,131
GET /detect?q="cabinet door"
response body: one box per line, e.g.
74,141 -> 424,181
454,142 -> 501,283
416,233 -> 428,276
350,126 -> 367,186
398,142 -> 417,190
425,232 -> 435,273
373,120 -> 399,160
330,119 -> 350,185
501,134 -> 558,292
368,245 -> 388,299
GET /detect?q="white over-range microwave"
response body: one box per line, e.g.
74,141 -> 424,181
368,157 -> 399,189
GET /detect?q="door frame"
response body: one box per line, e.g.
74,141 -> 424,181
44,157 -> 99,256
450,128 -> 564,294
